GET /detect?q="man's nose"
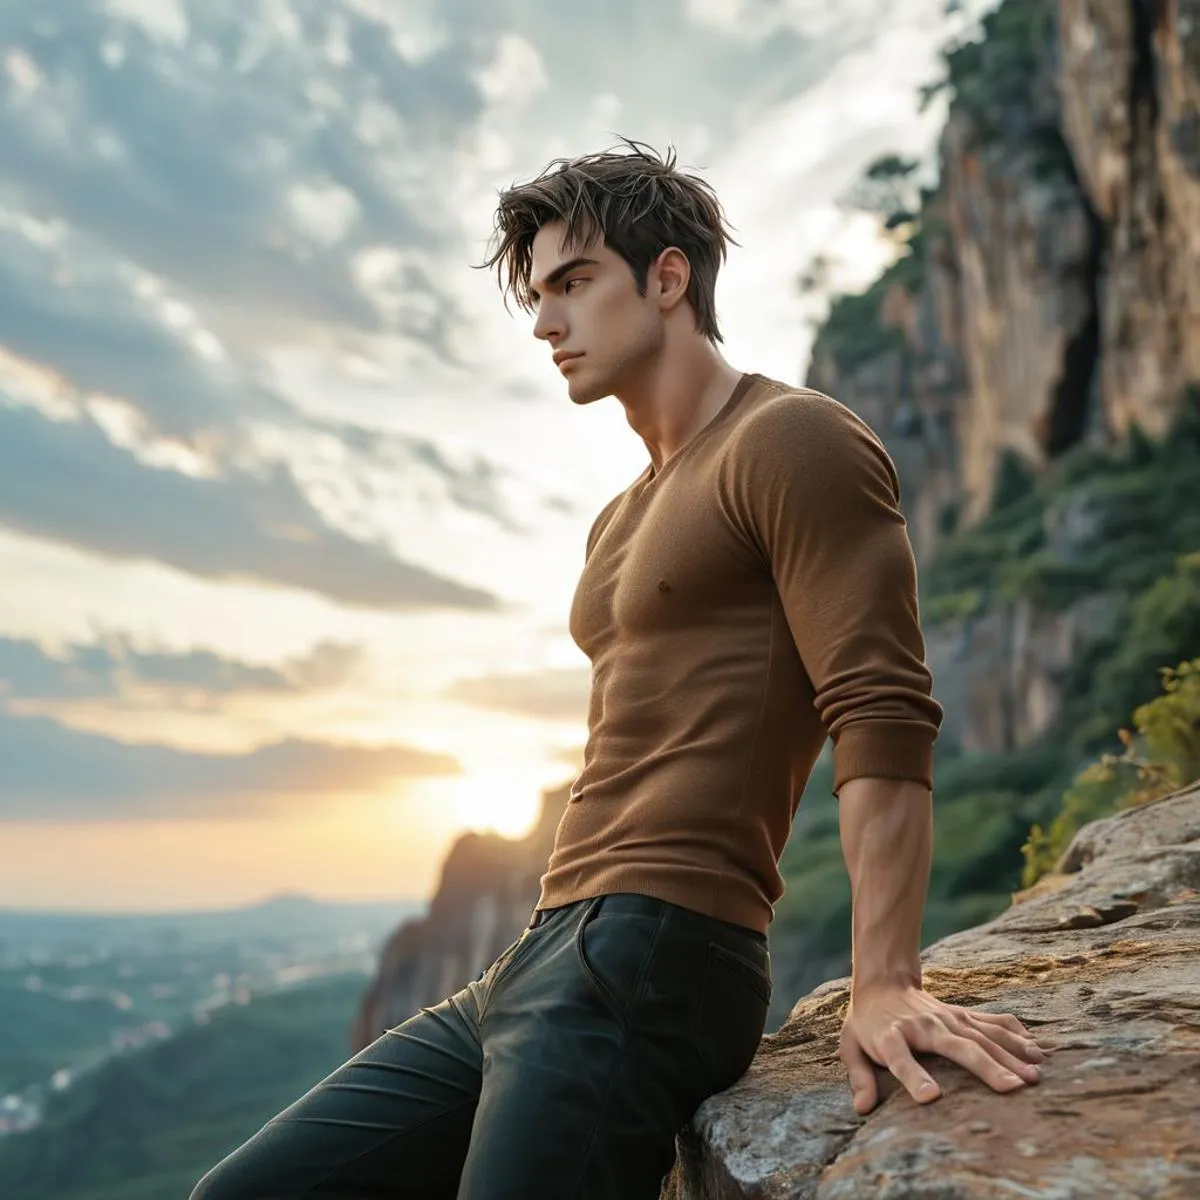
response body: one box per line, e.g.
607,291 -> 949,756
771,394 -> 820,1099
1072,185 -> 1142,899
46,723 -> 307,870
532,305 -> 562,342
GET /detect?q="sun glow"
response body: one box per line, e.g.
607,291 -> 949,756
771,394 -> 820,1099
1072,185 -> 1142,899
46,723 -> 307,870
408,769 -> 547,841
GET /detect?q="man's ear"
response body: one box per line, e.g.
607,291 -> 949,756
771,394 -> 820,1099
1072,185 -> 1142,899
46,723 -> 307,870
654,246 -> 691,310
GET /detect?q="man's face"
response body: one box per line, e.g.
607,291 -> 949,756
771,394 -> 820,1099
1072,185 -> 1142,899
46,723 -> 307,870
528,219 -> 663,405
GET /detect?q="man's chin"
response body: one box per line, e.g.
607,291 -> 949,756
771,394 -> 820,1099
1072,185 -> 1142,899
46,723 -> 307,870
566,375 -> 611,406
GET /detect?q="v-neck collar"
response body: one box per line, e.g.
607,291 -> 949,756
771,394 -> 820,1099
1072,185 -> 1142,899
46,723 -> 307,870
638,372 -> 759,489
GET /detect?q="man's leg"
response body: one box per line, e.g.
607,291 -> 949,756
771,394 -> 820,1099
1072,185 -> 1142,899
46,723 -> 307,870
457,893 -> 771,1200
189,973 -> 493,1199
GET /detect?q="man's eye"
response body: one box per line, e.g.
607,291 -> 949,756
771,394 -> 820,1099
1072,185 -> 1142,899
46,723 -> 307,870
565,278 -> 585,292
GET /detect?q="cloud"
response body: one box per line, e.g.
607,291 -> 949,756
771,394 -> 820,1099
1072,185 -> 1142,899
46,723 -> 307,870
0,399 -> 502,613
0,0 -> 482,354
446,665 -> 590,721
406,440 -> 532,534
0,708 -> 461,820
0,215 -> 287,443
0,0 -> 835,384
0,633 -> 363,702
0,0 -> 872,594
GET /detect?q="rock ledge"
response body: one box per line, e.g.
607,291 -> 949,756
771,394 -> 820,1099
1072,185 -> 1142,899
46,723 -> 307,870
665,782 -> 1200,1199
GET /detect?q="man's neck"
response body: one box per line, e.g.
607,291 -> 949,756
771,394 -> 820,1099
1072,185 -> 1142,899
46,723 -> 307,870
617,353 -> 745,473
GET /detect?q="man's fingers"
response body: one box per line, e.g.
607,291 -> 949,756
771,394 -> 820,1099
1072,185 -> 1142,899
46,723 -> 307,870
949,1017 -> 1043,1081
879,1027 -> 941,1106
956,1011 -> 1045,1064
965,1009 -> 1038,1042
840,1035 -> 879,1115
926,1026 -> 1033,1095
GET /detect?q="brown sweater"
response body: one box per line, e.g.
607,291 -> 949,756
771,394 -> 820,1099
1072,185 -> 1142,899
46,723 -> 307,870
535,372 -> 944,933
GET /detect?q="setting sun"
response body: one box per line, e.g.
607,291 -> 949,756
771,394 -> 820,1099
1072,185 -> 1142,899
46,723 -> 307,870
408,770 -> 549,841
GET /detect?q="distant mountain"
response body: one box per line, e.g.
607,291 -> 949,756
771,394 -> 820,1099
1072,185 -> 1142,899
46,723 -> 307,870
0,895 -> 427,955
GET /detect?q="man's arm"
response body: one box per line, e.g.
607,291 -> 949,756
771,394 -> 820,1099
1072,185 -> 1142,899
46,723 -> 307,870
840,777 -> 929,992
837,776 -> 1047,1113
725,393 -> 1049,1111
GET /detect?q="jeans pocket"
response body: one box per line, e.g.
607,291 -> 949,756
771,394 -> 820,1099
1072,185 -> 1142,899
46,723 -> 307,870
574,896 -> 663,1024
692,940 -> 772,1093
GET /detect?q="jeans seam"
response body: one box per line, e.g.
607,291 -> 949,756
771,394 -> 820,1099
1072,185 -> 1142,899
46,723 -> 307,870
478,928 -> 540,1023
568,905 -> 669,1197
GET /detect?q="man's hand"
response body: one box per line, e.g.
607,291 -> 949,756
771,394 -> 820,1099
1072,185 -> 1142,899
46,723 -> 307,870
839,979 -> 1047,1114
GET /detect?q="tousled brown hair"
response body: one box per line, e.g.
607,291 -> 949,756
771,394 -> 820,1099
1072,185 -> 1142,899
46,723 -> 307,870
476,136 -> 739,344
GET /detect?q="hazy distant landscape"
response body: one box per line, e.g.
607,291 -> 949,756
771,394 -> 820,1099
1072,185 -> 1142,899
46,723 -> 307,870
0,892 -> 425,1188
0,973 -> 376,1200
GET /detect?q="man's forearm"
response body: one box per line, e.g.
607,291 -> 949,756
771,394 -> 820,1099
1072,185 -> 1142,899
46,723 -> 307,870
837,776 -> 932,995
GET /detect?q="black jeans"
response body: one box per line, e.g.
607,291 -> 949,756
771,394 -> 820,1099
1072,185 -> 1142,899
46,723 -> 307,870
189,892 -> 772,1200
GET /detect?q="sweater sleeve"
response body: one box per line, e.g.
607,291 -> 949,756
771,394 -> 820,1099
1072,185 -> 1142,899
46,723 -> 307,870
722,390 -> 944,794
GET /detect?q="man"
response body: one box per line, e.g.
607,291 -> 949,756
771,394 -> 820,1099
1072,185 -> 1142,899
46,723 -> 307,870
191,139 -> 1046,1200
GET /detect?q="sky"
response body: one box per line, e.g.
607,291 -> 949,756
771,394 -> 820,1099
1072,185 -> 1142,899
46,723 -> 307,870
0,0 -> 993,912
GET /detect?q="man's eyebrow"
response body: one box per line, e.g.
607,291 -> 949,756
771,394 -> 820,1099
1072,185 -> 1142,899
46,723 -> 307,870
528,256 -> 599,299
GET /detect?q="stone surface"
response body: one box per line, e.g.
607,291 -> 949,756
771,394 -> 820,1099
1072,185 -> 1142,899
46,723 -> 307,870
663,782 -> 1200,1199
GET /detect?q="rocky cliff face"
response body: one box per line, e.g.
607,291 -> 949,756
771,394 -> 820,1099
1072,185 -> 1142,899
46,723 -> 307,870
1058,0 -> 1200,444
808,0 -> 1199,547
350,784 -> 569,1049
809,0 -> 1198,757
663,781 -> 1200,1199
925,589 -> 1126,753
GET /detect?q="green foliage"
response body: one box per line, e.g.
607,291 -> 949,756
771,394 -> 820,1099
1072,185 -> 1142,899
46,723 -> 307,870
939,0 -> 1057,124
929,790 -> 1026,899
1125,420 -> 1158,466
1137,658 -> 1200,782
920,0 -> 1073,181
1058,551 -> 1200,756
921,588 -> 983,625
934,741 -> 1066,799
1021,659 -> 1200,886
921,486 -> 1045,603
989,448 -> 1038,510
937,500 -> 961,536
922,400 -> 1200,620
814,275 -> 907,372
814,151 -> 935,376
865,153 -> 922,182
839,154 -> 924,233
811,222 -> 933,376
774,755 -> 850,961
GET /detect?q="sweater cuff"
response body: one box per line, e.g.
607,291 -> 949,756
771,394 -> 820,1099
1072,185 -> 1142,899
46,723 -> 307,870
832,721 -> 936,794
